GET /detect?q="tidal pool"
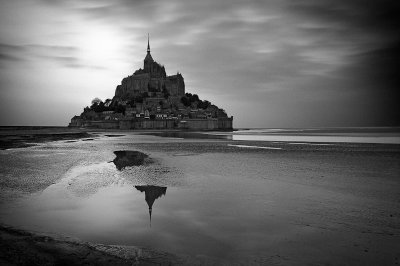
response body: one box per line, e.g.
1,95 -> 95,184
0,153 -> 291,260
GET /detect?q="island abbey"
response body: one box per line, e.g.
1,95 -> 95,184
115,37 -> 185,100
69,36 -> 233,130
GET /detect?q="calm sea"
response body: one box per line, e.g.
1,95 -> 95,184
145,127 -> 400,144
210,127 -> 400,144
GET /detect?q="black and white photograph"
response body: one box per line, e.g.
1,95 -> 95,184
0,0 -> 399,265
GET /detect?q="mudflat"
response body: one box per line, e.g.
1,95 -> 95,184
0,127 -> 94,150
0,130 -> 399,265
0,224 -> 186,266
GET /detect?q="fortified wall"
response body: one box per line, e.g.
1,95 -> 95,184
69,117 -> 233,131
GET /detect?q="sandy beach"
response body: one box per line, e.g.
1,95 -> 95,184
0,128 -> 399,265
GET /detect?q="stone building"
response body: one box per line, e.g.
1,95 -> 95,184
114,36 -> 185,100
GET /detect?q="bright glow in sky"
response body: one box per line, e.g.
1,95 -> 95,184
0,0 -> 399,127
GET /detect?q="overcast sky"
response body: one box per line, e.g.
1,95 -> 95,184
0,0 -> 399,128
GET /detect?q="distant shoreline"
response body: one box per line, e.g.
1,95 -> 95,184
0,129 -> 94,150
1,125 -> 399,131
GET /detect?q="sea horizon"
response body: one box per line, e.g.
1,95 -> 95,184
1,125 -> 399,145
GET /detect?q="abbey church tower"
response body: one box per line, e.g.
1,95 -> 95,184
143,34 -> 166,78
114,35 -> 184,99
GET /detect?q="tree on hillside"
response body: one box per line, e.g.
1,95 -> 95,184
198,100 -> 211,109
104,98 -> 112,107
91,97 -> 102,106
181,96 -> 190,107
191,94 -> 199,102
90,98 -> 107,112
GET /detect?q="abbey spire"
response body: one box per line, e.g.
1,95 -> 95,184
144,33 -> 154,65
147,33 -> 150,54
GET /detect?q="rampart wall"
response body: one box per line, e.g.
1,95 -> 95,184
70,117 -> 232,130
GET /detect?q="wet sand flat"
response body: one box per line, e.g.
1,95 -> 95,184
0,127 -> 94,150
0,131 -> 399,265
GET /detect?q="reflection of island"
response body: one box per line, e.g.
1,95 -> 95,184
112,150 -> 149,170
135,186 -> 167,227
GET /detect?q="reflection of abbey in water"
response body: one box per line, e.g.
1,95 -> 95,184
135,185 -> 167,226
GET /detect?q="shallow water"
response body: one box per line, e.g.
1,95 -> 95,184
144,127 -> 400,144
0,147 -> 290,259
230,134 -> 400,144
0,132 -> 399,264
1,178 -> 289,259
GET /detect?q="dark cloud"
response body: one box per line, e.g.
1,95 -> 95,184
282,0 -> 400,125
334,43 -> 400,126
355,43 -> 400,85
67,0 -> 162,24
0,43 -> 104,69
38,55 -> 80,67
0,43 -> 25,51
285,0 -> 400,55
25,44 -> 78,53
0,43 -> 77,58
285,0 -> 400,27
0,43 -> 25,63
144,0 -> 400,126
1,0 -> 399,126
0,53 -> 21,62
